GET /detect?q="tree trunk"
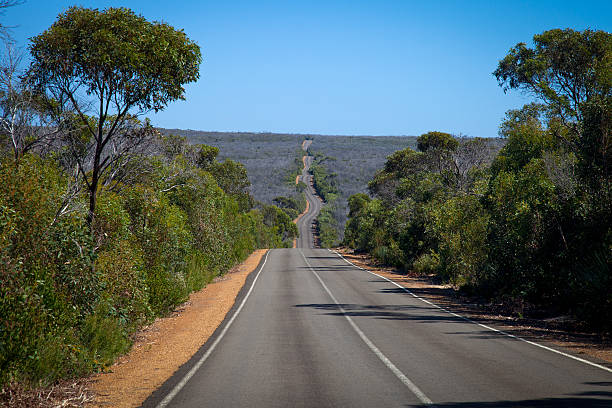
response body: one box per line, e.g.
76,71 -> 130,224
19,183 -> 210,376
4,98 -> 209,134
87,134 -> 103,227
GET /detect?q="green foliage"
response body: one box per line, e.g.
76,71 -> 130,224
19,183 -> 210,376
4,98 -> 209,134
316,204 -> 338,248
28,6 -> 201,113
310,153 -> 339,203
261,204 -> 298,247
345,28 -> 611,329
413,251 -> 440,275
27,6 -> 202,224
273,194 -> 307,221
79,304 -> 131,371
196,144 -> 220,170
492,104 -> 555,173
344,197 -> 384,253
0,155 -> 95,385
208,158 -> 253,212
494,29 -> 611,123
494,28 -> 611,194
417,131 -> 458,152
310,152 -> 340,246
284,147 -> 306,185
430,195 -> 489,286
0,142 -> 291,386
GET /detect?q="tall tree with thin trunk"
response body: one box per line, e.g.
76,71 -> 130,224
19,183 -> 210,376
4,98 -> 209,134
27,6 -> 201,225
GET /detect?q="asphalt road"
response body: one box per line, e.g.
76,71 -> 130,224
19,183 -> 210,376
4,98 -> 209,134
296,153 -> 321,249
143,145 -> 612,408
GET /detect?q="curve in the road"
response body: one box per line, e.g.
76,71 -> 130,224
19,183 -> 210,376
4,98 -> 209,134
294,139 -> 321,249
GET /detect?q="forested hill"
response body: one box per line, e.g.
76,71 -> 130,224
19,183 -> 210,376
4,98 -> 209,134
158,129 -> 311,205
158,129 -> 505,244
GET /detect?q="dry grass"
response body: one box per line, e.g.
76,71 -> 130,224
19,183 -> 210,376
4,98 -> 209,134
0,380 -> 94,408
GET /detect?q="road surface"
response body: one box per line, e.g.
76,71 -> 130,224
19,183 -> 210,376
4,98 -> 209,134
296,153 -> 321,248
142,141 -> 612,408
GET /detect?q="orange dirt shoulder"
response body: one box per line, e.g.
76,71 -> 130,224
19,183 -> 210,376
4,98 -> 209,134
88,249 -> 268,408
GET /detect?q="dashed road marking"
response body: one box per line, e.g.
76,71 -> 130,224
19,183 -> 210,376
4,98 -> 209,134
300,249 -> 435,406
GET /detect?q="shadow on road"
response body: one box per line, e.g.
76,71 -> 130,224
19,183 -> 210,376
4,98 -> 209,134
294,302 -> 481,324
409,396 -> 612,407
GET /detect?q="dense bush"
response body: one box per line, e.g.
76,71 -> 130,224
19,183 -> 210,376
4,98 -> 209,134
344,29 -> 611,329
309,152 -> 341,247
0,134 -> 292,386
346,113 -> 610,328
0,156 -> 101,385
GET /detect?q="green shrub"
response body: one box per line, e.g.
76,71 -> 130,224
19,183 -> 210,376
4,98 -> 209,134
185,250 -> 216,293
316,204 -> 339,248
413,251 -> 440,275
96,243 -> 150,330
0,145 -> 294,388
80,305 -> 131,371
430,194 -> 489,286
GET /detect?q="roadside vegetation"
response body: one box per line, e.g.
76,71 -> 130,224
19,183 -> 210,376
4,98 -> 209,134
161,130 -> 309,207
0,5 -> 295,390
344,28 -> 611,330
309,136 -> 505,243
309,136 -> 419,242
308,152 -> 340,247
160,129 -> 309,225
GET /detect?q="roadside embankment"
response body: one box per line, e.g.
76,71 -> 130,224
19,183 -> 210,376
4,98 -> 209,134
89,249 -> 268,408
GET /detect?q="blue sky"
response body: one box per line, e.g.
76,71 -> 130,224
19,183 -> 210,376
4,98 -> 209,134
3,0 -> 611,137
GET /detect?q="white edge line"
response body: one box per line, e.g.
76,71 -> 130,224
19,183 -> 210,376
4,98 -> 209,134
329,249 -> 612,375
156,250 -> 271,408
299,249 -> 434,405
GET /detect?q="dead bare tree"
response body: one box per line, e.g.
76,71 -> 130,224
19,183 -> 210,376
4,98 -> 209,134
0,1 -> 23,41
450,137 -> 497,192
0,43 -> 59,165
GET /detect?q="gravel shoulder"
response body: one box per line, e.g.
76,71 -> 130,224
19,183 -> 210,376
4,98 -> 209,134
334,247 -> 612,366
87,249 -> 268,408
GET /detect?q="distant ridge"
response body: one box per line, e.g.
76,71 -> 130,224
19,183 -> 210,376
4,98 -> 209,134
157,128 -> 418,139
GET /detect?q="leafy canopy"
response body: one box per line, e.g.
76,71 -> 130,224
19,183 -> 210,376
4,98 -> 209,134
28,6 -> 202,114
417,131 -> 458,152
495,28 -> 611,179
493,29 -> 611,126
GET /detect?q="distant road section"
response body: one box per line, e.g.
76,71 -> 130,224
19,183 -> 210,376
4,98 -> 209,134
296,150 -> 321,249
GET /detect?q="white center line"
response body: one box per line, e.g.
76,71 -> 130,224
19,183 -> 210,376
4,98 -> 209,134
299,249 -> 435,406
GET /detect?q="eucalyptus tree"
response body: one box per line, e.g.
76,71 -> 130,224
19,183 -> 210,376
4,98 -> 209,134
27,6 -> 202,224
494,28 -> 611,175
